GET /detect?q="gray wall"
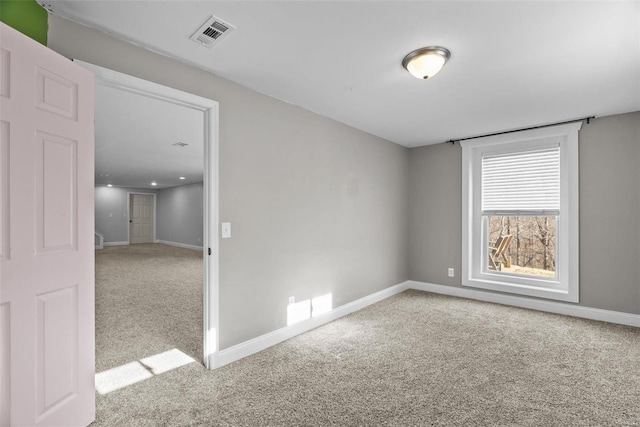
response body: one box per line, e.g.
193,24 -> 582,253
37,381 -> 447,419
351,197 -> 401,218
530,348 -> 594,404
157,182 -> 204,248
95,186 -> 157,244
578,112 -> 640,314
407,142 -> 462,287
48,16 -> 409,349
52,15 -> 637,352
408,112 -> 640,315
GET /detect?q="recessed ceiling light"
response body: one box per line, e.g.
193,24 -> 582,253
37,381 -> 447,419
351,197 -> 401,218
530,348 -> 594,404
151,182 -> 157,186
107,184 -> 113,188
179,176 -> 186,180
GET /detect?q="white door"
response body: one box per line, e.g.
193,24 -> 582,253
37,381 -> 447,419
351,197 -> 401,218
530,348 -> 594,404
0,23 -> 95,426
130,194 -> 154,244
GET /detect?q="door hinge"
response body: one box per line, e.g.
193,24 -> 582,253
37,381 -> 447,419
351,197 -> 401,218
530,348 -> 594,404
208,248 -> 212,255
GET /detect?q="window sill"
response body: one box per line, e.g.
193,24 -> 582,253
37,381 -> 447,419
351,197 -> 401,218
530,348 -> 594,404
462,276 -> 578,303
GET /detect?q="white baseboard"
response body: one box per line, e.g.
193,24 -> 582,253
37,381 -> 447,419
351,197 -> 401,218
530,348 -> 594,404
156,240 -> 203,251
214,279 -> 639,370
216,281 -> 410,368
103,241 -> 128,247
407,280 -> 640,328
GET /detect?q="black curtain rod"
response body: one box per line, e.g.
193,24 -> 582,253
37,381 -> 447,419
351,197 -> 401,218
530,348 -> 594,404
445,116 -> 595,145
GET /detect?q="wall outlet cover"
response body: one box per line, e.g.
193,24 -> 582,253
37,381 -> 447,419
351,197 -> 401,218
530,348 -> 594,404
221,222 -> 231,239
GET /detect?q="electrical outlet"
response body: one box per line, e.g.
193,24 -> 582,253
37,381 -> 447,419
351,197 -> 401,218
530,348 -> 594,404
448,268 -> 455,277
288,296 -> 295,305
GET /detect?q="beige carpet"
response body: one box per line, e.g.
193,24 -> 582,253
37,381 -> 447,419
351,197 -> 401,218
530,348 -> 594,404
95,243 -> 203,373
93,252 -> 640,426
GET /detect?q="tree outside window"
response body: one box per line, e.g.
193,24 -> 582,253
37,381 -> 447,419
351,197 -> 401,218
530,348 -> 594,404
487,216 -> 556,277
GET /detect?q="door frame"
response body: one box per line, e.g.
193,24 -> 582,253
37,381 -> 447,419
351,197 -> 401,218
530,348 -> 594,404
77,61 -> 220,369
127,192 -> 157,244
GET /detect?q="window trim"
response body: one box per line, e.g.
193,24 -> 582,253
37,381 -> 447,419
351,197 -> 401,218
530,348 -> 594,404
461,123 -> 580,302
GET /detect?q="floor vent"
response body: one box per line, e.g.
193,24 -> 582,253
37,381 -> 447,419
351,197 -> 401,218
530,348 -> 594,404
190,15 -> 235,48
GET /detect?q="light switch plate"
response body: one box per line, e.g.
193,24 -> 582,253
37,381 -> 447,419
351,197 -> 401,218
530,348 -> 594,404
221,222 -> 231,238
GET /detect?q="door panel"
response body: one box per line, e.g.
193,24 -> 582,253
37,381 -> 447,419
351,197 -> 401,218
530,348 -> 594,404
131,195 -> 140,241
131,195 -> 140,240
0,23 -> 95,426
0,120 -> 9,260
36,286 -> 78,421
35,131 -> 78,253
0,302 -> 10,427
130,194 -> 154,244
141,196 -> 153,240
0,48 -> 9,98
35,66 -> 78,120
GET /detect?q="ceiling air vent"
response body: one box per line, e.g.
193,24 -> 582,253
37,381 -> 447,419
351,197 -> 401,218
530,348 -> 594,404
190,15 -> 235,48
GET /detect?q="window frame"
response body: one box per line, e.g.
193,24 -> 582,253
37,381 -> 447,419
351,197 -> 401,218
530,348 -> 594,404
461,123 -> 580,302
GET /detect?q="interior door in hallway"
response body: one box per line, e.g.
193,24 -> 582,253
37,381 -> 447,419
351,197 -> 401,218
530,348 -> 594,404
0,23 -> 96,426
130,194 -> 154,244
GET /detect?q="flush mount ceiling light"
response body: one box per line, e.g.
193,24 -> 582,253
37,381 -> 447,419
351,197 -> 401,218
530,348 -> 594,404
402,46 -> 451,80
151,181 -> 157,186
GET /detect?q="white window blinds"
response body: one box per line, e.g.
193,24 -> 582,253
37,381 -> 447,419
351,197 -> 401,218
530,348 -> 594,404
482,146 -> 560,216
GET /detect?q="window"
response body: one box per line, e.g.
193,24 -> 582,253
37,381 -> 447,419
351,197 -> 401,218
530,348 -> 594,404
461,123 -> 580,302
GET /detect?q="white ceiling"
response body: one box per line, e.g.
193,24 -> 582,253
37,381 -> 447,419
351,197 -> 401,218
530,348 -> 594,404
48,1 -> 640,147
95,84 -> 204,189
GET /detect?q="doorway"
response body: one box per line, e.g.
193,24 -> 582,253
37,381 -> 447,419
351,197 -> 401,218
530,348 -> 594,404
78,60 -> 220,370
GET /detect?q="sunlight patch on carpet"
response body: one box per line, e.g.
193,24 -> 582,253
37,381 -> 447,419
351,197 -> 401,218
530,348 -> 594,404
95,349 -> 196,394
